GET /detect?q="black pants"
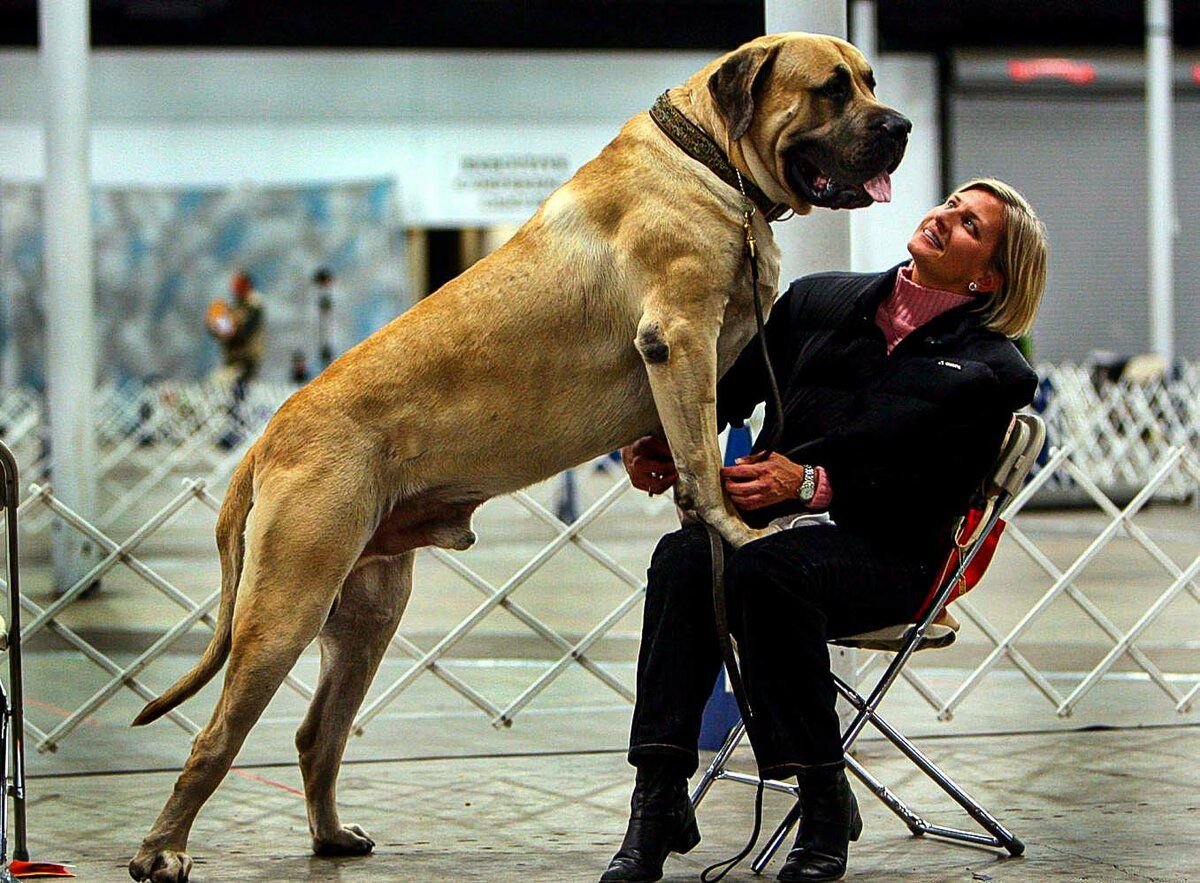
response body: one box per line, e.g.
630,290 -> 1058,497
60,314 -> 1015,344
628,522 -> 935,779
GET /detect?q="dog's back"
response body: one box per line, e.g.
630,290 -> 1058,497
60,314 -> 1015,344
255,121 -> 713,500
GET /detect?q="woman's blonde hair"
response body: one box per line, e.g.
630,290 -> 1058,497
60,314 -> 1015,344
953,177 -> 1048,339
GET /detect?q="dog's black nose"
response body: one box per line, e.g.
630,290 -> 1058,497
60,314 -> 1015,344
875,112 -> 912,141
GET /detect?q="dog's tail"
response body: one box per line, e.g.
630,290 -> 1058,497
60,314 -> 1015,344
132,449 -> 256,727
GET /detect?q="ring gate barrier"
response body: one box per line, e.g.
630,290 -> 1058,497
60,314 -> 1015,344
0,362 -> 1196,516
1,370 -> 1198,755
857,438 -> 1200,720
6,470 -> 665,752
2,479 -> 318,753
11,438 -> 1198,756
1035,362 -> 1200,501
0,380 -> 294,537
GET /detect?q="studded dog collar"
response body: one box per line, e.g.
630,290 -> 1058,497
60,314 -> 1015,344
648,91 -> 789,222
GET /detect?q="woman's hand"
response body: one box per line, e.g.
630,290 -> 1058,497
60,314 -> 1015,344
720,450 -> 809,510
621,436 -> 677,495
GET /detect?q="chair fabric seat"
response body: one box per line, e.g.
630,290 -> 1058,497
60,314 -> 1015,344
830,621 -> 956,653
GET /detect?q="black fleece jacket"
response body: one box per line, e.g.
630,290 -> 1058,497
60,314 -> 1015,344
716,265 -> 1038,560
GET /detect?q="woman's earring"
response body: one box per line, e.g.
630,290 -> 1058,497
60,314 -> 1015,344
969,282 -> 979,292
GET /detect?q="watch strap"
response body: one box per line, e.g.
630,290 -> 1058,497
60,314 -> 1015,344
798,464 -> 817,504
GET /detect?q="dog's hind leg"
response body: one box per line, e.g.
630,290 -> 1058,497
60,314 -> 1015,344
296,553 -> 415,856
130,494 -> 366,883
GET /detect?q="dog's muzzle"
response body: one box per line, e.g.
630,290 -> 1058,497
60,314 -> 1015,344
786,109 -> 912,210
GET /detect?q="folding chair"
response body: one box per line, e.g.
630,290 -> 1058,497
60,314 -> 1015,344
690,412 -> 1046,873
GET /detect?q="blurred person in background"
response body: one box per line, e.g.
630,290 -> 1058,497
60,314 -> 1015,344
206,268 -> 264,449
600,178 -> 1048,883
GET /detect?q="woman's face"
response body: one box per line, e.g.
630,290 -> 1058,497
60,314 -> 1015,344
907,188 -> 1005,295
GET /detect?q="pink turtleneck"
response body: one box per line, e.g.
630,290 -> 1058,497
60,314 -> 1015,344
875,263 -> 976,355
804,264 -> 975,511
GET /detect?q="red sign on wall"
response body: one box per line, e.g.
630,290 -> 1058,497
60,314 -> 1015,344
1008,58 -> 1097,85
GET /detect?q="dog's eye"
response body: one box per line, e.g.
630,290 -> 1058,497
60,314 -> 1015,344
816,66 -> 852,102
817,80 -> 849,102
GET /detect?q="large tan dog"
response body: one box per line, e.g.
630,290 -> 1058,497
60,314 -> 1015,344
129,32 -> 908,882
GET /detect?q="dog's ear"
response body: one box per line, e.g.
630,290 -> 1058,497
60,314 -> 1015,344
707,45 -> 776,142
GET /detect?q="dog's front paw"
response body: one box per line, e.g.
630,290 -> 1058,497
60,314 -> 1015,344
129,848 -> 192,882
313,823 -> 376,857
719,521 -> 774,549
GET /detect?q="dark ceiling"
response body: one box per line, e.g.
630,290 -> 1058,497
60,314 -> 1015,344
0,1 -> 1197,51
877,1 -> 1200,52
1,1 -> 765,50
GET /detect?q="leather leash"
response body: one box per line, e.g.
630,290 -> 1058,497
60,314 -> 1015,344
646,90 -> 790,879
699,522 -> 763,883
699,186 -> 787,882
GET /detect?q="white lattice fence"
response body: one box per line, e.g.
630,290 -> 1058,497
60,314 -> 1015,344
1036,362 -> 1200,500
1,466 -> 676,752
862,440 -> 1200,721
0,380 -> 293,533
0,367 -> 1198,752
354,477 -> 654,735
0,478 -> 318,753
19,443 -> 1185,751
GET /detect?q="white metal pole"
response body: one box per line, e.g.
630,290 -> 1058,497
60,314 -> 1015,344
764,0 -> 858,723
765,0 -> 851,286
767,1 -> 845,44
40,0 -> 98,590
1146,0 -> 1175,365
849,0 -> 877,273
849,0 -> 877,67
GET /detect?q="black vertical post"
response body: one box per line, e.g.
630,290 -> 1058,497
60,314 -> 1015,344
0,442 -> 28,861
937,48 -> 955,198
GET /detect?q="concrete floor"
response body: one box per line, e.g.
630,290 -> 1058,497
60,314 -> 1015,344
5,466 -> 1200,880
20,726 -> 1200,881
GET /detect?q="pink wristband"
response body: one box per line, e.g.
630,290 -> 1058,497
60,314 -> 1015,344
809,466 -> 833,510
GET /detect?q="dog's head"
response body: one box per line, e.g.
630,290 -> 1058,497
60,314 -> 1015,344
704,32 -> 910,213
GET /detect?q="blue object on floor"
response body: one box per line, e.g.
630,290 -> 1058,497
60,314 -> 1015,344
698,670 -> 740,751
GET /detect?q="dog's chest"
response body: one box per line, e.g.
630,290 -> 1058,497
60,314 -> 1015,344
716,226 -> 779,375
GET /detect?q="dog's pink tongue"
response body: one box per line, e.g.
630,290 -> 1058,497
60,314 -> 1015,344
864,172 -> 892,203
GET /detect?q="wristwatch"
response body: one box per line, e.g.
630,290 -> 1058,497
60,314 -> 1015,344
797,464 -> 817,504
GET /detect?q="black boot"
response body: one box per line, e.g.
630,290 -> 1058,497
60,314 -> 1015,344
600,763 -> 701,882
777,766 -> 862,882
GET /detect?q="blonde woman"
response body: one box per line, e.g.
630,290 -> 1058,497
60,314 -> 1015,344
604,179 -> 1048,883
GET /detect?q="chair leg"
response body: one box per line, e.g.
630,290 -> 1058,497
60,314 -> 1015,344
834,674 -> 1024,855
691,719 -> 746,808
745,754 -> 933,875
749,798 -> 801,874
844,753 -> 928,836
699,658 -> 1024,875
857,704 -> 1025,855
